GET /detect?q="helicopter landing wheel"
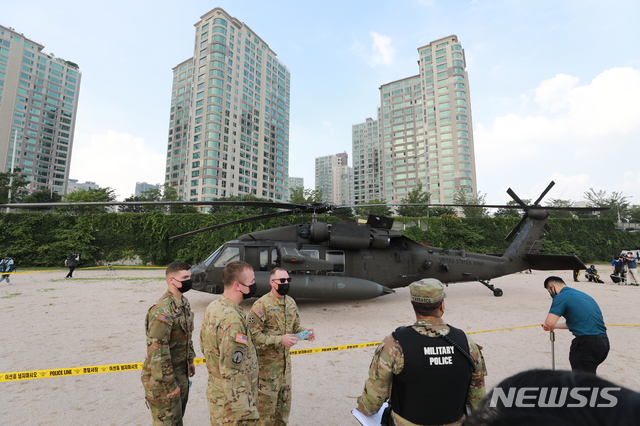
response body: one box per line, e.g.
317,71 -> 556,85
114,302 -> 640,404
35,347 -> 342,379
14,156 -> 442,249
479,280 -> 503,297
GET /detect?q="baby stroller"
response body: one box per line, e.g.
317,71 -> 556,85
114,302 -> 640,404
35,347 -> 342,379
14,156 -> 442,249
585,265 -> 604,283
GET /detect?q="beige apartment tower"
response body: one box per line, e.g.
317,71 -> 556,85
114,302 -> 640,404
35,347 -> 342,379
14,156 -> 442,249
165,8 -> 291,202
0,25 -> 81,196
315,152 -> 354,205
354,35 -> 477,204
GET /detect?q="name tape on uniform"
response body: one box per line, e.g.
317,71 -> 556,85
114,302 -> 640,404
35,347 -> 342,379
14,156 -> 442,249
3,324 -> 637,382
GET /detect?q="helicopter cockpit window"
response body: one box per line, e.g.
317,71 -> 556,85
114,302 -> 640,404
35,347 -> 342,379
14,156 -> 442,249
203,246 -> 223,267
213,246 -> 240,268
300,249 -> 319,259
326,250 -> 345,272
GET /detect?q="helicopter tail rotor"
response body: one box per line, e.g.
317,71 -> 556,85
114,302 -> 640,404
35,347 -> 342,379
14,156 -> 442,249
504,181 -> 555,242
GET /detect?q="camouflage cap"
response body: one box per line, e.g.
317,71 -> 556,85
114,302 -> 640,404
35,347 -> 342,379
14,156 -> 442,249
409,278 -> 445,304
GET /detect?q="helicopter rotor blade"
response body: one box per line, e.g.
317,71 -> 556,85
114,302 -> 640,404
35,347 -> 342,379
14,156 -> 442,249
533,181 -> 556,206
506,188 -> 527,207
505,216 -> 529,242
169,210 -> 298,240
329,212 -> 356,222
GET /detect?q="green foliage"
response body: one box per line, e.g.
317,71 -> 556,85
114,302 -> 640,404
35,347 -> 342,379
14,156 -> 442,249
21,190 -> 63,205
429,206 -> 456,217
354,199 -> 392,217
453,188 -> 489,218
493,199 -> 531,218
583,188 -> 630,221
60,188 -> 117,215
0,168 -> 30,204
289,187 -> 323,204
207,194 -> 278,215
547,198 -> 575,219
121,183 -> 198,214
397,183 -> 431,217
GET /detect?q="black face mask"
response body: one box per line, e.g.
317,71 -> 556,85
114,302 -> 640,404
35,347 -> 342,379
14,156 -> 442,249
276,283 -> 290,296
177,279 -> 192,293
242,283 -> 257,299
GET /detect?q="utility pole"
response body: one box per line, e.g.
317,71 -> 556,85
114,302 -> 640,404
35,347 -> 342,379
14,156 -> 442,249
6,129 -> 21,213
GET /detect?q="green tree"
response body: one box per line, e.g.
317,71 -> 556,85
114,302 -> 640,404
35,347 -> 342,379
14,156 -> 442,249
354,198 -> 392,217
547,198 -> 575,219
0,168 -> 30,204
60,187 -> 117,215
583,188 -> 629,222
629,207 -> 640,224
429,206 -> 456,217
121,183 -> 198,214
493,199 -> 531,218
453,188 -> 488,218
397,183 -> 431,217
19,190 -> 63,211
207,194 -> 277,215
119,195 -> 154,213
289,187 -> 323,204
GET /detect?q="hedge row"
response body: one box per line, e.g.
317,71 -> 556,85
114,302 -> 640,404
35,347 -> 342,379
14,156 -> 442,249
0,213 -> 637,267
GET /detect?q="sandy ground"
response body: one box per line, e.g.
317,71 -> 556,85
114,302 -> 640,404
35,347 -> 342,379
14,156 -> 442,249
1,266 -> 639,425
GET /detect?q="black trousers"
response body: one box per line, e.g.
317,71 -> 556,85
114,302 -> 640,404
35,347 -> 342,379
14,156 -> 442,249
569,334 -> 610,375
66,266 -> 75,278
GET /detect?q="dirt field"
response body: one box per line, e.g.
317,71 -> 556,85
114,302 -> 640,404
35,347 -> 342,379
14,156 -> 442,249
1,266 -> 638,425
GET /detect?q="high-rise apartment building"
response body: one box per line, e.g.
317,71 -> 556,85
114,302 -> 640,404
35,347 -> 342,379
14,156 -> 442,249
352,117 -> 381,203
287,176 -> 303,191
0,25 -> 81,195
135,181 -> 158,196
418,35 -> 476,203
165,8 -> 290,204
353,35 -> 477,204
315,152 -> 354,205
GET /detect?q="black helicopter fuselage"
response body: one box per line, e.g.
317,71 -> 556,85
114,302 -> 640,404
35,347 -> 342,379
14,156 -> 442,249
190,215 -> 585,300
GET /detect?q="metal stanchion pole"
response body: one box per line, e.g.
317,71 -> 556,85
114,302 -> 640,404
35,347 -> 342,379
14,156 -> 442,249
550,330 -> 556,370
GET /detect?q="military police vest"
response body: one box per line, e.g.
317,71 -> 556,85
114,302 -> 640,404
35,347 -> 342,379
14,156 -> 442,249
391,325 -> 472,425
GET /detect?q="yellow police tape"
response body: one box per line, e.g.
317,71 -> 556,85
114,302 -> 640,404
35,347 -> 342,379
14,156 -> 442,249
2,324 -> 638,382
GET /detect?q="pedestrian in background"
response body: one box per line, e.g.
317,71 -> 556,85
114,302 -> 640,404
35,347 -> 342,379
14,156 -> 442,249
65,252 -> 79,279
0,254 -> 15,284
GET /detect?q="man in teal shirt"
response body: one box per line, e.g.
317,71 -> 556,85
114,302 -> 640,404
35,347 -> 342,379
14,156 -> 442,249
542,276 -> 609,374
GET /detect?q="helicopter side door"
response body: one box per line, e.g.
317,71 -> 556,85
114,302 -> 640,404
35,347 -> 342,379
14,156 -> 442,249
244,246 -> 279,271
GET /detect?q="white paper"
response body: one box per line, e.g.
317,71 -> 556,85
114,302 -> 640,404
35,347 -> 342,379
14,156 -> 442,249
351,402 -> 388,426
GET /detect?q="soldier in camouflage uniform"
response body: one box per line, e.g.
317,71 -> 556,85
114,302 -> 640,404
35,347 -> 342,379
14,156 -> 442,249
141,262 -> 196,426
201,261 -> 260,425
248,267 -> 315,425
356,278 -> 487,426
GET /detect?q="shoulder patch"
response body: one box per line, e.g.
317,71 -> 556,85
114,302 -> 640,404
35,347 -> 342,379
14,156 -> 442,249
157,314 -> 170,323
232,350 -> 244,364
235,333 -> 248,344
255,308 -> 264,318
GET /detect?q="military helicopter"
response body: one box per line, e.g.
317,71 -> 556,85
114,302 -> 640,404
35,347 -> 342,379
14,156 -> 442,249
0,181 -> 602,300
167,181 -> 601,300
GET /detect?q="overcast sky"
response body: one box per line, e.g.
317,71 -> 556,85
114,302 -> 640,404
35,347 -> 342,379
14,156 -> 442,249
4,0 -> 640,204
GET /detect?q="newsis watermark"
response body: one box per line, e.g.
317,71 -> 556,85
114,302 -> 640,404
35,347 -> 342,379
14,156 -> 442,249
490,387 -> 621,408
